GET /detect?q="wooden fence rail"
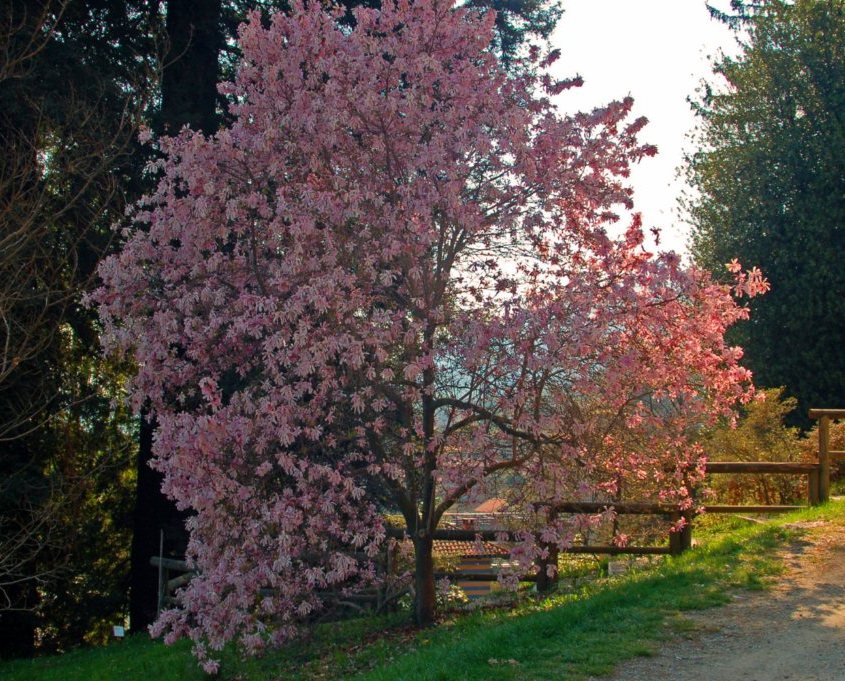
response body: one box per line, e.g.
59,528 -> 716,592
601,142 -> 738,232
150,408 -> 844,603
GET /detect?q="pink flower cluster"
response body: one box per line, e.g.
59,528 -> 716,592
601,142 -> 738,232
94,0 -> 765,670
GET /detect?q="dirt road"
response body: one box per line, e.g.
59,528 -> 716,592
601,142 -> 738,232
606,520 -> 845,681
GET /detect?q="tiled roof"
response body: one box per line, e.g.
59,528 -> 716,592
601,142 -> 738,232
432,540 -> 510,558
473,498 -> 508,513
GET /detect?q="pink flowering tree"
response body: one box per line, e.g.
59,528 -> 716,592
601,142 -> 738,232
94,0 -> 767,669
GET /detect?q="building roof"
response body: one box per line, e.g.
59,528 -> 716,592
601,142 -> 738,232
473,498 -> 508,514
432,540 -> 510,558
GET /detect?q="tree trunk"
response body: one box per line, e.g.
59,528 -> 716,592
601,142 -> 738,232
535,543 -> 559,594
129,410 -> 188,633
413,535 -> 436,627
129,0 -> 222,633
159,0 -> 222,136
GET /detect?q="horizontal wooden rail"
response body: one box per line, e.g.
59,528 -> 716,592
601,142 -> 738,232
387,528 -> 511,541
702,505 -> 803,514
809,408 -> 845,419
387,528 -> 671,555
150,556 -> 191,571
167,572 -> 193,590
435,572 -> 537,582
536,501 -> 678,515
559,545 -> 672,555
704,461 -> 818,474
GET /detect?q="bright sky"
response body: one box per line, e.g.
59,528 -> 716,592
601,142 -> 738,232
549,0 -> 740,255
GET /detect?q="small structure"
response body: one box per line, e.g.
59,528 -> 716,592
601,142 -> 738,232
435,499 -> 512,598
472,498 -> 509,515
433,539 -> 510,599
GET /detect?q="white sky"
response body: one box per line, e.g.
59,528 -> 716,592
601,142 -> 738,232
549,0 -> 740,255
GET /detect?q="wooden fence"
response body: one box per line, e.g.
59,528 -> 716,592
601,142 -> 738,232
151,408 -> 844,605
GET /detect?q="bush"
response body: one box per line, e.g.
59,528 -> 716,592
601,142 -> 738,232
703,388 -> 804,505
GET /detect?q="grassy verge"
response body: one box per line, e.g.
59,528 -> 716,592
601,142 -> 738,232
4,500 -> 843,681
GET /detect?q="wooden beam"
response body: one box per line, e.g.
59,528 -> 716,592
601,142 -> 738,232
559,545 -> 672,555
387,528 -> 517,541
167,572 -> 193,590
150,556 -> 190,571
809,408 -> 845,420
541,501 -> 679,515
820,415 -> 831,502
704,461 -> 818,474
809,468 -> 820,506
435,572 -> 537,582
702,505 -> 803,514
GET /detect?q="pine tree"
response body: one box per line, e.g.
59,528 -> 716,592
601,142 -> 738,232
686,0 -> 845,426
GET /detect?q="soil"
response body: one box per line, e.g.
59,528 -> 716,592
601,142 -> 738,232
604,519 -> 845,681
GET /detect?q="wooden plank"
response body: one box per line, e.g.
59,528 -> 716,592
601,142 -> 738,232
436,572 -> 537,582
702,505 -> 803,514
150,556 -> 190,571
560,545 -> 672,555
820,415 -> 831,502
543,501 -> 678,515
387,528 -> 510,541
809,408 -> 845,419
389,527 -> 675,550
167,572 -> 193,590
829,450 -> 845,459
669,528 -> 682,555
704,461 -> 818,474
809,468 -> 820,506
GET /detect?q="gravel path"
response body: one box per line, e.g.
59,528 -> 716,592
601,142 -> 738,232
605,520 -> 845,681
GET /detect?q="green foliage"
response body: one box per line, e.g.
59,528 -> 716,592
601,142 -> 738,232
686,0 -> 845,426
467,0 -> 563,68
0,0 -> 155,653
703,388 -> 804,504
33,346 -> 138,652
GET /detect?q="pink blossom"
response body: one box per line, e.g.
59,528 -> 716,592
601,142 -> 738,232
93,0 -> 763,669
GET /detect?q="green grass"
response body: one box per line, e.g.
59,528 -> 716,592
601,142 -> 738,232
4,500 -> 843,681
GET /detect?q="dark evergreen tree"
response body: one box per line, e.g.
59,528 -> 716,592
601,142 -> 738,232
686,0 -> 845,426
0,0 -> 158,655
129,0 -> 224,635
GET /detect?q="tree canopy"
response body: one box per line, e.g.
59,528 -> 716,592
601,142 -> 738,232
687,0 -> 845,425
95,0 -> 767,670
0,0 -> 158,654
0,0 -> 574,653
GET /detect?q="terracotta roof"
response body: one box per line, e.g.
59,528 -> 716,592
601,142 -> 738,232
432,540 -> 510,558
473,498 -> 508,514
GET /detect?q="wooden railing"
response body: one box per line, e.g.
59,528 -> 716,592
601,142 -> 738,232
809,408 -> 845,502
149,409 -> 845,603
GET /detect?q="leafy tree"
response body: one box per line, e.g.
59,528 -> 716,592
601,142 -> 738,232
130,0 -> 560,631
129,0 -> 567,635
686,0 -> 845,425
95,0 -> 767,670
0,0 -> 158,655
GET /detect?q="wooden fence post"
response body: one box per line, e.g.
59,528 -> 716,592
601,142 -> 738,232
819,415 -> 831,503
680,513 -> 693,552
156,529 -> 165,616
808,467 -> 821,506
